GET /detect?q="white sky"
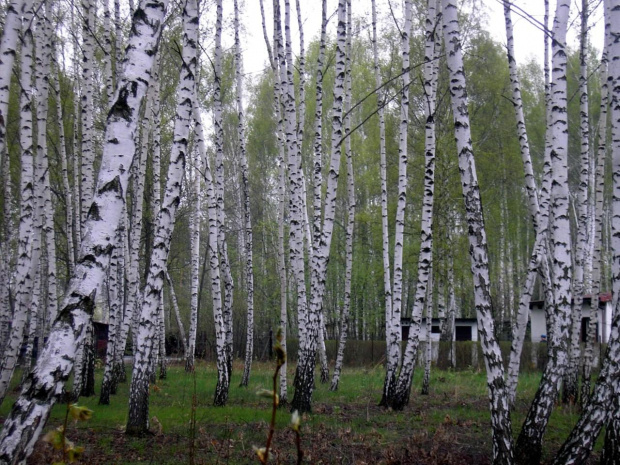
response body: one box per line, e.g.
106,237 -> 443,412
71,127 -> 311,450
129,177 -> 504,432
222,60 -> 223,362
238,0 -> 606,80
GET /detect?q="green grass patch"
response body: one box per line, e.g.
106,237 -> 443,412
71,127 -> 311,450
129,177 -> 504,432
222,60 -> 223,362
0,361 -> 603,464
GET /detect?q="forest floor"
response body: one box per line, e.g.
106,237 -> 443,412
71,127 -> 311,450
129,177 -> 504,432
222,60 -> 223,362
1,361 -> 603,464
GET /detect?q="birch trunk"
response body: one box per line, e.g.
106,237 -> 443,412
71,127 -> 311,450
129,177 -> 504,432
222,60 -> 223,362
165,269 -> 187,354
126,0 -> 197,434
381,0 -> 411,407
329,0 -> 354,393
0,0 -> 167,459
582,6 -> 610,406
0,15 -> 38,405
52,68 -> 75,277
237,0 -> 254,387
273,0 -> 307,411
515,2 -> 573,463
0,0 -> 34,164
185,147 -> 200,372
421,269 -> 434,396
80,0 -> 96,228
441,1 -> 514,462
99,222 -> 123,405
389,0 -> 437,410
211,0 -> 232,405
371,0 -> 395,405
291,0 -> 347,414
564,0 -> 590,405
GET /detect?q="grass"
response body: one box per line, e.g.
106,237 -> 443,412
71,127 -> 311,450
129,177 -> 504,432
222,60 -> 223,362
0,361 -> 604,464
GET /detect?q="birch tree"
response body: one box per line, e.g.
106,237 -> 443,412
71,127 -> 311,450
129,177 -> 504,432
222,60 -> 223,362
291,0 -> 347,413
388,0 -> 438,410
330,0 -> 354,391
0,0 -> 168,459
126,0 -> 198,434
440,0 -> 514,462
0,8 -> 38,405
380,0 -> 411,407
564,0 -> 590,405
237,0 -> 255,387
515,2 -> 573,463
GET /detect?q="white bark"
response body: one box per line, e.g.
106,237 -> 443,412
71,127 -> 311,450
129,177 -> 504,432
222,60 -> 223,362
382,0 -> 412,406
516,2 -> 572,463
0,13 -> 38,405
390,0 -> 437,409
52,67 -> 75,278
186,147 -> 200,372
582,16 -> 610,406
291,0 -> 347,414
330,0 -> 354,392
237,0 -> 254,388
165,269 -> 187,353
126,0 -> 197,433
0,0 -> 34,164
211,0 -> 232,405
0,0 -> 168,459
80,0 -> 96,229
441,1 -> 514,462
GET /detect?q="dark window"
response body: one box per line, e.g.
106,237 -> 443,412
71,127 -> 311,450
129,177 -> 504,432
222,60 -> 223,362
455,326 -> 472,341
581,317 -> 599,343
431,325 -> 441,334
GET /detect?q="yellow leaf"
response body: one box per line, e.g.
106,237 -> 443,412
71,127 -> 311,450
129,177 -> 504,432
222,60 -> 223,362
69,404 -> 94,421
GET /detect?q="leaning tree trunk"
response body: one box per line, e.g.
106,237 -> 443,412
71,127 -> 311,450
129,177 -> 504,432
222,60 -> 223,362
0,0 -> 168,460
389,0 -> 438,410
515,2 -> 573,464
381,0 -> 411,408
126,0 -> 197,435
441,0 -> 514,462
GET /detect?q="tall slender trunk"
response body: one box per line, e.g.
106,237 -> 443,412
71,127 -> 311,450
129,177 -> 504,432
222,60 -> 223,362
165,269 -> 187,353
0,0 -> 168,459
564,0 -> 590,405
381,0 -> 412,407
329,0 -> 354,393
211,0 -> 232,405
52,68 -> 75,278
515,2 -> 572,464
185,146 -> 200,372
0,0 -> 34,164
389,0 -> 438,410
421,269 -> 434,396
582,5 -> 610,406
99,222 -> 124,405
292,0 -> 347,414
126,0 -> 197,434
237,0 -> 254,387
273,0 -> 307,411
80,0 -> 96,230
0,12 -> 38,405
441,0 -> 514,462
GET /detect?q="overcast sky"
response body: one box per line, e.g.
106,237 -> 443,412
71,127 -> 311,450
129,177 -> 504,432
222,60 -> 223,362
237,0 -> 606,79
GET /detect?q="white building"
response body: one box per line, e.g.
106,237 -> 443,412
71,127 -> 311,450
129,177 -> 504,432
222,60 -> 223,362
404,317 -> 479,342
529,293 -> 613,344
